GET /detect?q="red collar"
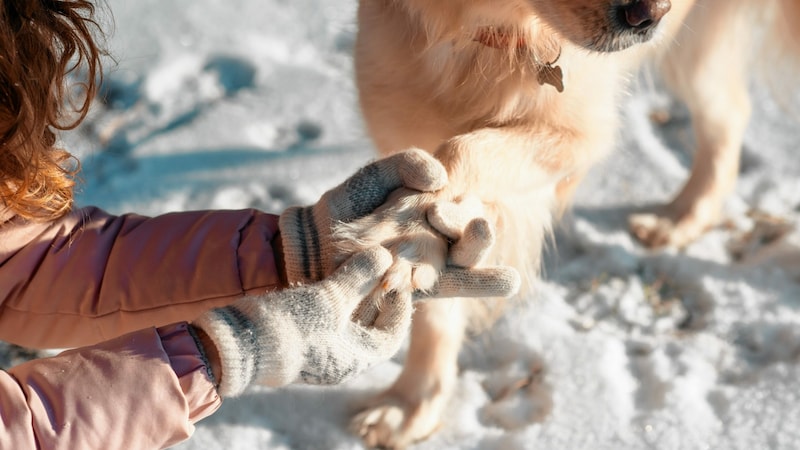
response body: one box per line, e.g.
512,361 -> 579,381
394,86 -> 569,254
473,27 -> 564,93
473,27 -> 526,50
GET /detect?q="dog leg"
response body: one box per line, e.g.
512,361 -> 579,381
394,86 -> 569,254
341,124 -> 584,447
630,0 -> 752,247
350,298 -> 466,449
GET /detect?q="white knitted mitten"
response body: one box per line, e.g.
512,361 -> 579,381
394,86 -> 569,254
423,195 -> 520,299
346,195 -> 521,325
193,247 -> 411,397
278,149 -> 447,285
334,190 -> 521,299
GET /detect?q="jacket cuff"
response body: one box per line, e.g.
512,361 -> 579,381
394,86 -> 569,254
278,206 -> 325,285
158,323 -> 222,423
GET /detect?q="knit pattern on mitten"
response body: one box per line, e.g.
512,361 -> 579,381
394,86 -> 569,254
193,247 -> 412,397
278,149 -> 447,285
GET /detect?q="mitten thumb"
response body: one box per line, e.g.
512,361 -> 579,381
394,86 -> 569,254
320,246 -> 394,313
418,266 -> 521,299
351,289 -> 414,363
427,196 -> 495,267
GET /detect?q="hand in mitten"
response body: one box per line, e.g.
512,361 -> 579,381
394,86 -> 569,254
335,191 -> 521,301
422,195 -> 521,299
192,247 -> 411,397
346,195 -> 521,327
278,149 -> 447,285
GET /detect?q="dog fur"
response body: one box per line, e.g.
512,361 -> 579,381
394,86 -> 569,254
339,0 -> 800,447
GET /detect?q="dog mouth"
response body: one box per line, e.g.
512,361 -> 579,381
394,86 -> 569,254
586,0 -> 672,52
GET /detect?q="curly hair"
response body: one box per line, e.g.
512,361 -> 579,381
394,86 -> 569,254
0,0 -> 105,221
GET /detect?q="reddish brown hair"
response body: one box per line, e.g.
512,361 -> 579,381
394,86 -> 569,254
0,0 -> 105,221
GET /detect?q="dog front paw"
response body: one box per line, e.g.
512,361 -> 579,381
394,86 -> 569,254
333,188 -> 449,295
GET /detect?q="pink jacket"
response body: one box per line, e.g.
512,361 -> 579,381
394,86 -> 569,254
0,206 -> 282,449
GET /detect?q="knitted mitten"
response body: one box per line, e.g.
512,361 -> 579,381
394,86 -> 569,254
423,195 -> 520,298
192,247 -> 412,397
278,149 -> 447,284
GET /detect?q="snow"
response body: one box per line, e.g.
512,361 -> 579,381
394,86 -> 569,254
29,0 -> 800,448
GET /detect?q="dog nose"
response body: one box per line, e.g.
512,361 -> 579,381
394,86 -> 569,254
619,0 -> 671,30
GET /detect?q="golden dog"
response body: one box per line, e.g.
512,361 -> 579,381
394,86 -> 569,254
337,1 -> 800,447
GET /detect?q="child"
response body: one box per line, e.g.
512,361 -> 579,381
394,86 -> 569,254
0,1 -> 519,448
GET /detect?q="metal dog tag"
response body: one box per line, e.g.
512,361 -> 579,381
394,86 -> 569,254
538,64 -> 564,93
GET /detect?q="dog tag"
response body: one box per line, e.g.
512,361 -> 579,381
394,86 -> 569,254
537,64 -> 564,93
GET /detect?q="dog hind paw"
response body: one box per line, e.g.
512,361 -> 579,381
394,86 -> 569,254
628,211 -> 708,248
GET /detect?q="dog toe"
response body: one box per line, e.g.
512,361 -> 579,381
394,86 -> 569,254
350,391 -> 444,449
629,212 -> 705,248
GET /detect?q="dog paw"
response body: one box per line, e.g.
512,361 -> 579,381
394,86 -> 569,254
629,211 -> 709,248
333,188 -> 448,295
349,392 -> 444,449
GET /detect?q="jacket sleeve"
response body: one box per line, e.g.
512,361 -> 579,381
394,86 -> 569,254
0,322 -> 221,450
0,206 -> 282,349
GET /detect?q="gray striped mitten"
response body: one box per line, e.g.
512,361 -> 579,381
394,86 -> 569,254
278,149 -> 447,285
192,247 -> 411,397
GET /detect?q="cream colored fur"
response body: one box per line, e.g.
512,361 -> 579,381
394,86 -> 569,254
336,0 -> 800,447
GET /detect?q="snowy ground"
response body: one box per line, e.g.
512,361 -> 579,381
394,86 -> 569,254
15,0 -> 800,448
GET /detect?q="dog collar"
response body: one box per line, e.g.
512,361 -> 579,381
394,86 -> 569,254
473,27 -> 527,50
473,27 -> 564,93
